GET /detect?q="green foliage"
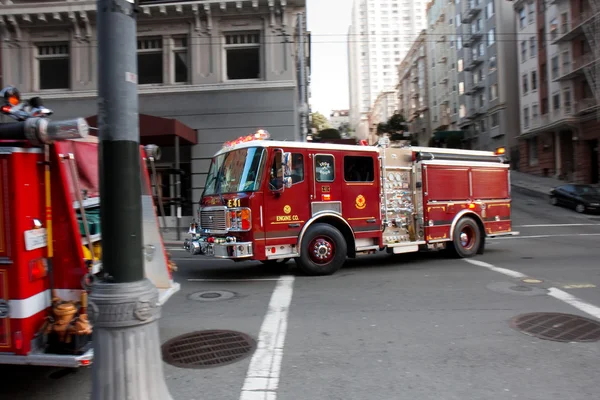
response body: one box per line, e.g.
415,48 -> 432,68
386,113 -> 407,132
310,112 -> 331,131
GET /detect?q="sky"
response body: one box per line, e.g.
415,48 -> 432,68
306,0 -> 353,117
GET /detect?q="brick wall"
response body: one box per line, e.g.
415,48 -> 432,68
574,141 -> 592,183
518,133 -> 556,177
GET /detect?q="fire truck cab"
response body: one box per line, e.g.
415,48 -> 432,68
186,131 -> 517,276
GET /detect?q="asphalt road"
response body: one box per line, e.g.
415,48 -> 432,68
2,190 -> 600,400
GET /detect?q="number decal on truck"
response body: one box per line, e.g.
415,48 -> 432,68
227,198 -> 241,208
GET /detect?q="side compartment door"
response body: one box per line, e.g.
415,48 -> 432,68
341,153 -> 380,244
263,150 -> 310,255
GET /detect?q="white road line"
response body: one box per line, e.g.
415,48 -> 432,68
515,223 -> 600,228
189,278 -> 283,282
491,233 -> 600,240
240,275 -> 295,400
464,259 -> 527,279
465,259 -> 600,320
548,288 -> 600,320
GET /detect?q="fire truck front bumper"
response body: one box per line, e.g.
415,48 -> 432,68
187,237 -> 253,259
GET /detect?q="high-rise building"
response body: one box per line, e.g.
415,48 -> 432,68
397,30 -> 432,146
426,0 -> 461,141
455,0 -> 520,154
514,0 -> 600,184
348,0 -> 428,138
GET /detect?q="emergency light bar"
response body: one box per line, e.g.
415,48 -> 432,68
223,129 -> 271,149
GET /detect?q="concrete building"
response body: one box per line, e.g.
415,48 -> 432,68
454,0 -> 519,155
396,30 -> 431,146
514,0 -> 600,184
0,0 -> 308,225
366,90 -> 397,144
329,109 -> 350,130
424,0 -> 461,146
348,0 -> 428,138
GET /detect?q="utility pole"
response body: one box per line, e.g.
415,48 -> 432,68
297,12 -> 308,142
91,0 -> 173,399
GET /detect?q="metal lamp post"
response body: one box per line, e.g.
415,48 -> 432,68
90,0 -> 173,398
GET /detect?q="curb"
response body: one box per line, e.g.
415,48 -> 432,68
511,184 -> 550,200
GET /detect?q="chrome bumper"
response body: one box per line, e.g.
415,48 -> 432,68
487,231 -> 520,238
188,239 -> 253,259
0,348 -> 93,368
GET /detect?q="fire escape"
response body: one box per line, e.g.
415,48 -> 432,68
582,0 -> 600,119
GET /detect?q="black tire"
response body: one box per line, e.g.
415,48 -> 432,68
296,223 -> 347,276
449,217 -> 481,258
575,203 -> 586,213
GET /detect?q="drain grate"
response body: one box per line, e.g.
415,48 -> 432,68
510,312 -> 600,343
161,330 -> 256,369
188,290 -> 236,302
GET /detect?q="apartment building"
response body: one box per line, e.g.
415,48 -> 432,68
366,90 -> 397,144
425,0 -> 460,143
329,109 -> 350,130
348,0 -> 428,138
397,30 -> 431,146
0,0 -> 308,224
515,0 -> 600,184
454,0 -> 519,155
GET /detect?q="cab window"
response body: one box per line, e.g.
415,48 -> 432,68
290,153 -> 304,184
315,154 -> 335,182
344,156 -> 374,182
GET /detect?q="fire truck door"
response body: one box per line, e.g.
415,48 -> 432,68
341,153 -> 381,241
263,151 -> 310,248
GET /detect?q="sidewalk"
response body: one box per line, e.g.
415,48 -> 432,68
161,229 -> 188,247
510,170 -> 562,199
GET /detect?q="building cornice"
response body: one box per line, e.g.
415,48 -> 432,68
21,80 -> 298,100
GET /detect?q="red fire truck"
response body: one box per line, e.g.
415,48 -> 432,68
0,87 -> 178,367
186,131 -> 518,275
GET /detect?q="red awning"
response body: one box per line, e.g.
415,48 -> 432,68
85,113 -> 197,146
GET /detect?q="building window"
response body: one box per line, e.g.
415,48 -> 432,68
522,74 -> 529,94
137,37 -> 163,84
489,56 -> 497,73
173,37 -> 189,83
458,59 -> 464,72
521,41 -> 527,61
563,89 -> 572,113
459,104 -> 466,118
459,81 -> 465,94
531,71 -> 538,91
551,56 -> 559,80
487,29 -> 495,46
553,93 -> 561,111
490,112 -> 499,127
479,119 -> 486,133
527,3 -> 535,24
490,83 -> 498,100
37,43 -> 70,90
532,104 -> 539,119
550,18 -> 558,40
530,37 -> 536,58
486,2 -> 494,19
523,107 -> 530,128
518,8 -> 526,29
224,32 -> 261,80
528,137 -> 538,165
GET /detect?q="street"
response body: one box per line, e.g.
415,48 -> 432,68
2,190 -> 600,400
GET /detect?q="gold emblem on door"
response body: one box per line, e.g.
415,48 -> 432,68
355,195 -> 366,210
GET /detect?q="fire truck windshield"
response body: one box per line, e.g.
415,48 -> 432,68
203,147 -> 266,195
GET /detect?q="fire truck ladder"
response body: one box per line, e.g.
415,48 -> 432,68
582,0 -> 600,120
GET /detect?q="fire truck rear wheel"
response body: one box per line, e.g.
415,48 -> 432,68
297,223 -> 347,276
450,217 -> 481,258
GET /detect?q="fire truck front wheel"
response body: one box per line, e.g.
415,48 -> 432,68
297,223 -> 347,276
450,217 -> 481,258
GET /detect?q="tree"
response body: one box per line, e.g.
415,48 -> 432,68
338,122 -> 352,137
386,113 -> 407,132
310,112 -> 331,131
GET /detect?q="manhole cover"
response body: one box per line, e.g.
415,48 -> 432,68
161,330 -> 256,369
486,282 -> 548,297
189,290 -> 236,302
510,285 -> 532,292
510,312 -> 600,342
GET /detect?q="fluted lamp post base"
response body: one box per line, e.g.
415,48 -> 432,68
89,279 -> 173,400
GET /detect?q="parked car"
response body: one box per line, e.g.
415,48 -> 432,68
549,184 -> 600,213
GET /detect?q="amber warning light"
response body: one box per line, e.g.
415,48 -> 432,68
495,147 -> 506,155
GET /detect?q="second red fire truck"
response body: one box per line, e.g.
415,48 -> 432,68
185,131 -> 518,275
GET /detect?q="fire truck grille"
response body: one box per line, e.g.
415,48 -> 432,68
201,208 -> 227,231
